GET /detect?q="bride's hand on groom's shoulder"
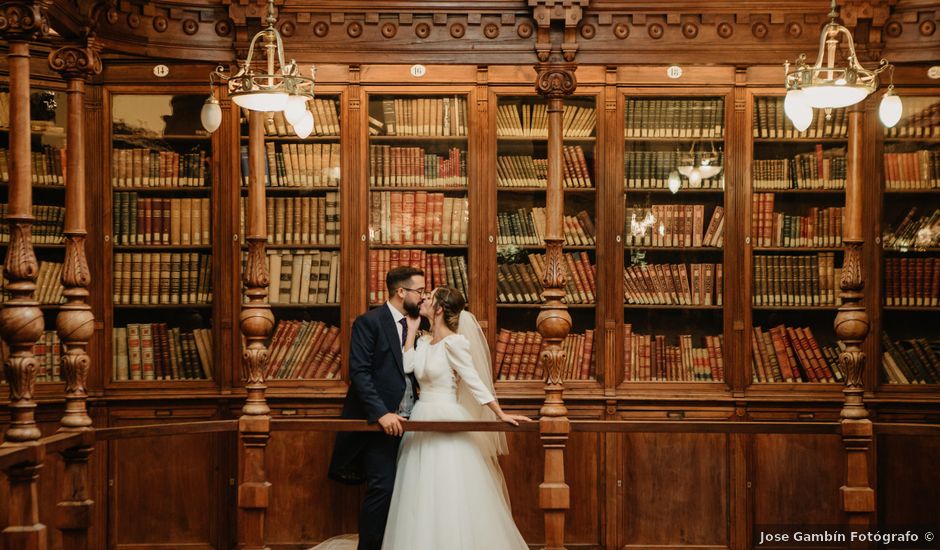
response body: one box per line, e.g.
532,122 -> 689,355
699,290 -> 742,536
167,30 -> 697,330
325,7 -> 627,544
498,412 -> 535,426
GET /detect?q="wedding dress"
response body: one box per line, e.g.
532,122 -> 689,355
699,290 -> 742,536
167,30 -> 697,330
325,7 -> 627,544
312,312 -> 527,550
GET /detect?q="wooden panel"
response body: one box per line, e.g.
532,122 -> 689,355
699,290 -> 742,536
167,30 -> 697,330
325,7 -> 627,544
499,431 -> 602,546
878,435 -> 940,527
620,432 -> 730,548
263,430 -> 361,548
108,407 -> 222,550
752,434 -> 845,527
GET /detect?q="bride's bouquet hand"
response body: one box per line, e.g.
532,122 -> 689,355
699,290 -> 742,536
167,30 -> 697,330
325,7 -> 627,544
497,412 -> 535,426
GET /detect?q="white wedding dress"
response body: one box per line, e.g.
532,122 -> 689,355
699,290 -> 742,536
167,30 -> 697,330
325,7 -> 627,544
312,328 -> 528,550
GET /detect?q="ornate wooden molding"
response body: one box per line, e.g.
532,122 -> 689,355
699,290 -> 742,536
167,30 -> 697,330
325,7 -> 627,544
0,0 -> 50,41
48,42 -> 103,79
528,0 -> 589,61
535,63 -> 578,98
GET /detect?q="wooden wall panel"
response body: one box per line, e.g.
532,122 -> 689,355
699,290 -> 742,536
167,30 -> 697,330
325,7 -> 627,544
108,408 -> 223,550
752,434 -> 846,529
500,432 -> 602,546
619,433 -> 731,549
878,435 -> 940,527
263,430 -> 361,549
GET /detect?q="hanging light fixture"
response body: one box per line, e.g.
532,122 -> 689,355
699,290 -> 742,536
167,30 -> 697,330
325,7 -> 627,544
783,0 -> 900,126
201,0 -> 315,132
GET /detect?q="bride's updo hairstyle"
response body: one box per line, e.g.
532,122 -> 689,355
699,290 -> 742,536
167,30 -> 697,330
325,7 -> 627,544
432,286 -> 466,332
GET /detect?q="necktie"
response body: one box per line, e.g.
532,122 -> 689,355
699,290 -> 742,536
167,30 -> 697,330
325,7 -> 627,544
399,317 -> 408,348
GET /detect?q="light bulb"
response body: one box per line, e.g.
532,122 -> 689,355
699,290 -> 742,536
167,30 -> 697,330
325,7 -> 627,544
879,89 -> 902,128
200,97 -> 222,133
688,167 -> 702,188
667,170 -> 681,194
293,110 -> 314,139
284,95 -> 309,125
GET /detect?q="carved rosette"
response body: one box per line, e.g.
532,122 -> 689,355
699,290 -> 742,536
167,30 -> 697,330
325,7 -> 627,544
535,64 -> 577,99
0,0 -> 49,40
241,237 -> 274,416
48,44 -> 102,80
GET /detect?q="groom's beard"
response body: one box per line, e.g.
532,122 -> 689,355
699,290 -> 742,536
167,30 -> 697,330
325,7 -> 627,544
403,300 -> 421,317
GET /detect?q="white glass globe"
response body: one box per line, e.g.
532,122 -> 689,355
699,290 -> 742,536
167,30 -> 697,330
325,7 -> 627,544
667,170 -> 681,194
783,89 -> 807,120
200,97 -> 222,133
293,110 -> 314,139
283,95 -> 309,125
791,103 -> 814,132
687,168 -> 702,188
879,90 -> 903,128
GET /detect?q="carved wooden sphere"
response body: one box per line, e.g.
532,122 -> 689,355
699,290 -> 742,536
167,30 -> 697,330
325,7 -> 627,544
536,308 -> 572,340
834,310 -> 869,341
55,309 -> 95,342
240,308 -> 275,336
0,306 -> 44,345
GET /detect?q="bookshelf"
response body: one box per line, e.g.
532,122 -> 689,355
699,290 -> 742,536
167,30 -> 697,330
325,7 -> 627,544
877,94 -> 940,387
493,93 -> 599,384
107,92 -> 215,385
622,94 -> 726,385
0,86 -> 67,384
748,93 -> 849,386
239,95 -> 344,382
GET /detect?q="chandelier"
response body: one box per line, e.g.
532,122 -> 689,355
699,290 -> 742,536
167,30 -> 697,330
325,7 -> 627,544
200,0 -> 316,138
783,0 -> 901,130
670,142 -> 723,193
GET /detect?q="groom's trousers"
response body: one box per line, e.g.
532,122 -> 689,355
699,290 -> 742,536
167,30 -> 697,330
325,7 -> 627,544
358,433 -> 401,550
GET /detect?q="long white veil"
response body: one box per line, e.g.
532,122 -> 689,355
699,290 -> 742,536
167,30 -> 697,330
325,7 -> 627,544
455,309 -> 509,457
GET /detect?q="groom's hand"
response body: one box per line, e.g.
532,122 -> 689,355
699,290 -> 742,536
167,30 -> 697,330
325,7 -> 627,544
378,412 -> 406,437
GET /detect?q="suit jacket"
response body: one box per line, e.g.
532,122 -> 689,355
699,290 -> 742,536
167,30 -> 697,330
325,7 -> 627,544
328,305 -> 419,484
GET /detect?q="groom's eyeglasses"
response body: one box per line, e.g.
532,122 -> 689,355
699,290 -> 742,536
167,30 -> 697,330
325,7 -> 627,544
400,287 -> 429,298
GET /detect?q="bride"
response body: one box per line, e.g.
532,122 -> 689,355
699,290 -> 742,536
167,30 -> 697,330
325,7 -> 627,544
315,286 -> 532,550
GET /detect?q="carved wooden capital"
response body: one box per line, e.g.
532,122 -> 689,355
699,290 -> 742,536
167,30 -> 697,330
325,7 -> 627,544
535,63 -> 577,98
48,43 -> 102,79
0,0 -> 49,41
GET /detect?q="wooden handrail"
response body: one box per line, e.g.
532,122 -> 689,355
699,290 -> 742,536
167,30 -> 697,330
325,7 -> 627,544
95,420 -> 238,441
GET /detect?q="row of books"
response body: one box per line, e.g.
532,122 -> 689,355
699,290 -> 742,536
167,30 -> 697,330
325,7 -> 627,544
497,146 -> 593,188
752,194 -> 844,247
881,332 -> 940,384
0,331 -> 61,383
494,329 -> 596,381
624,205 -> 724,248
753,97 -> 847,139
0,203 -> 64,244
497,208 -> 596,247
496,104 -> 596,138
373,97 -> 468,137
497,251 -> 596,305
752,252 -> 841,307
624,150 -> 724,190
112,195 -> 211,246
0,262 -> 65,304
264,320 -> 342,379
112,324 -> 213,381
883,150 -> 940,189
369,145 -> 466,187
240,194 -> 340,246
623,325 -> 724,382
883,208 -> 939,250
883,101 -> 939,139
255,99 -> 341,137
751,325 -> 843,383
752,146 -> 847,190
112,252 -> 212,305
368,192 -> 468,245
368,249 -> 468,305
623,262 -> 722,306
259,250 -> 340,305
111,148 -> 208,187
244,142 -> 341,188
883,257 -> 940,307
0,147 -> 66,185
624,98 -> 724,139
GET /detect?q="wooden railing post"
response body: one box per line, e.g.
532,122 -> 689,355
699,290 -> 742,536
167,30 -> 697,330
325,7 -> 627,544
0,1 -> 52,549
48,41 -> 102,550
238,109 -> 274,549
837,103 -> 875,542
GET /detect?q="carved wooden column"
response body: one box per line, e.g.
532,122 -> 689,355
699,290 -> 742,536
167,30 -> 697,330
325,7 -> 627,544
836,103 -> 875,539
238,109 -> 273,550
0,1 -> 51,549
48,42 -> 101,550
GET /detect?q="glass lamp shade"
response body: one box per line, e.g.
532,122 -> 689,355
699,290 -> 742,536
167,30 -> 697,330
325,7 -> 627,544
667,170 -> 681,194
687,168 -> 703,188
697,163 -> 722,179
200,97 -> 222,133
879,91 -> 903,128
784,89 -> 807,120
293,110 -> 314,139
284,95 -> 309,125
231,91 -> 290,112
800,84 -> 871,110
790,103 -> 814,132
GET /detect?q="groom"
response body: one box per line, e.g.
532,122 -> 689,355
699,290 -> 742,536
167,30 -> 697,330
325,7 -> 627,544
329,265 -> 424,550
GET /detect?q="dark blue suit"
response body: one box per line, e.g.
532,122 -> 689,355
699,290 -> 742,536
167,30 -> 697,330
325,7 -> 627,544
329,305 -> 418,550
